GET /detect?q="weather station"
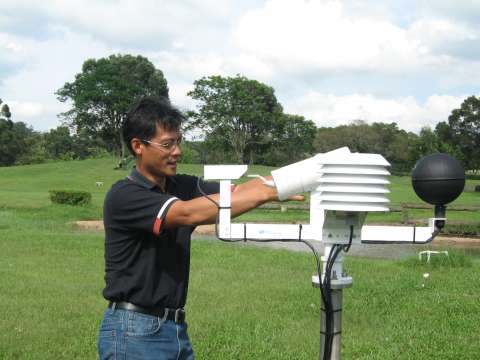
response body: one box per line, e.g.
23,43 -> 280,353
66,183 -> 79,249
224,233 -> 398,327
200,147 -> 465,360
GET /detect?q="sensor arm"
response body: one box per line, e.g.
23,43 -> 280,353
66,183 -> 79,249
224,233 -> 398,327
227,223 -> 313,241
360,218 -> 444,244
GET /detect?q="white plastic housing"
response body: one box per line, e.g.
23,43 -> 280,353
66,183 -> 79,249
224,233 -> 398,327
321,211 -> 366,245
204,165 -> 247,180
270,155 -> 322,199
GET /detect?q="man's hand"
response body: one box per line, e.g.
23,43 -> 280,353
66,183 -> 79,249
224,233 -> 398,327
235,176 -> 305,203
285,194 -> 305,202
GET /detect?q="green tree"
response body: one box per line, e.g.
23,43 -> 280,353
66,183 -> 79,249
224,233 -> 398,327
314,120 -> 378,154
56,54 -> 169,161
71,128 -> 109,160
314,121 -> 419,173
178,141 -> 202,164
0,119 -> 37,166
188,75 -> 283,164
262,114 -> 316,165
43,126 -> 75,160
1,101 -> 11,120
0,119 -> 18,166
15,131 -> 47,165
0,100 -> 48,165
446,96 -> 480,170
435,121 -> 453,145
416,127 -> 440,155
0,99 -> 20,165
413,126 -> 461,161
386,130 -> 419,173
432,121 -> 465,164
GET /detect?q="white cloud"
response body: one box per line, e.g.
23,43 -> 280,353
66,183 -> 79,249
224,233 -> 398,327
152,50 -> 274,87
1,27 -> 113,130
5,41 -> 22,52
233,0 -> 480,76
419,0 -> 480,26
152,52 -> 228,82
0,33 -> 30,68
284,92 -> 466,133
0,0 -> 249,51
408,18 -> 479,60
233,0 -> 425,73
168,83 -> 196,112
6,101 -> 46,118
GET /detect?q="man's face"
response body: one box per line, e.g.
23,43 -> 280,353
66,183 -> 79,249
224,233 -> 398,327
141,125 -> 182,178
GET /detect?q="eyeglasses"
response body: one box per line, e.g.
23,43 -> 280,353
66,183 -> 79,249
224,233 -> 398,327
142,137 -> 182,152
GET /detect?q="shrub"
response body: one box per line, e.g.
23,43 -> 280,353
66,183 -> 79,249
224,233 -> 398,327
475,185 -> 480,192
443,222 -> 480,236
49,190 -> 92,206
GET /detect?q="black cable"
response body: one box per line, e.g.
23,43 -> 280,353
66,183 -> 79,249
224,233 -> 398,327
196,177 -> 243,242
323,244 -> 343,359
324,246 -> 340,359
343,225 -> 354,252
300,239 -> 327,306
196,176 -> 221,207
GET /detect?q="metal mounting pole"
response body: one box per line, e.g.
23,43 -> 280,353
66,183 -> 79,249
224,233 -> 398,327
320,289 -> 343,360
313,245 -> 352,360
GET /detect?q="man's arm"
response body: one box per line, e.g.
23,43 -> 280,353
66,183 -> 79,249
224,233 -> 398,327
164,177 -> 302,228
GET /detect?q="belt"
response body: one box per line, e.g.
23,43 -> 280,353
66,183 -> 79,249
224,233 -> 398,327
108,301 -> 186,323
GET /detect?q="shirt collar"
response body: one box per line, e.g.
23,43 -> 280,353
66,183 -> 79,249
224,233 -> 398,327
127,168 -> 157,190
128,168 -> 178,191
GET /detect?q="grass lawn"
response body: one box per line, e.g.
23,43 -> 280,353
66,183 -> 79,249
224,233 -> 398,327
0,157 -> 478,225
1,158 -> 479,359
1,206 -> 479,359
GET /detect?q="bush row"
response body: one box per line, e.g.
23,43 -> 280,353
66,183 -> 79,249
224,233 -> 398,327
442,222 -> 480,236
49,190 -> 91,206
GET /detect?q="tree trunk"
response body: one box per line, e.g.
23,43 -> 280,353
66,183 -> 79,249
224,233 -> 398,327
117,129 -> 126,168
120,131 -> 126,160
120,130 -> 126,159
231,129 -> 249,164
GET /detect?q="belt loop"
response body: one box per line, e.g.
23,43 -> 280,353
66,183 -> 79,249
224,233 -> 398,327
175,308 -> 182,323
161,308 -> 169,322
111,301 -> 116,311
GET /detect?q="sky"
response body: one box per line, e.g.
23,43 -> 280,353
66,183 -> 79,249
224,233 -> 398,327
1,0 -> 479,134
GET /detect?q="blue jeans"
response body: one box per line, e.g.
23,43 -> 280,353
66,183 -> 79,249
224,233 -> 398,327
98,308 -> 194,360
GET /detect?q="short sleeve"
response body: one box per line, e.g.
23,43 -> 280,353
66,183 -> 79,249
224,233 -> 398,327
105,183 -> 178,236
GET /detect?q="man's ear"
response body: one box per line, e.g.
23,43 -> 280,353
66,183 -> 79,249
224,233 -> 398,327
130,138 -> 144,156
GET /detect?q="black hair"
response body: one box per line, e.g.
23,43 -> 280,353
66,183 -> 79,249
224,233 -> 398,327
123,96 -> 184,155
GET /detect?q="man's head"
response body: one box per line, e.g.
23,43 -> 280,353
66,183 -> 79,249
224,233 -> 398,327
123,97 -> 184,178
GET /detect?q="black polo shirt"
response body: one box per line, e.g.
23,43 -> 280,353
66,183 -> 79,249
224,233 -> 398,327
102,168 -> 219,308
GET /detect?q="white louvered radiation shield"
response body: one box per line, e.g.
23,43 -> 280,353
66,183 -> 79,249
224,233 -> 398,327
315,150 -> 391,212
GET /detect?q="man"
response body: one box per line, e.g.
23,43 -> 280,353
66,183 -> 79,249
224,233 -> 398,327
98,97 -> 302,359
